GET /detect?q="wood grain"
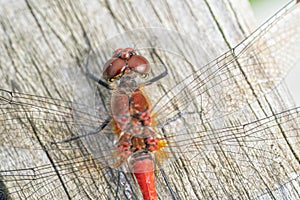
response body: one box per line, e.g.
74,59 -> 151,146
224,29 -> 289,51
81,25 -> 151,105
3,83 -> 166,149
0,0 -> 300,199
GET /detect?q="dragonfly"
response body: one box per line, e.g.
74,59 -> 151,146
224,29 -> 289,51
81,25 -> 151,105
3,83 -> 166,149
1,1 -> 300,200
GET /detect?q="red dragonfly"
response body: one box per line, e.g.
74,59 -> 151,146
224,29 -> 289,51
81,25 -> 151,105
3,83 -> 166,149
1,1 -> 300,200
90,47 -> 168,200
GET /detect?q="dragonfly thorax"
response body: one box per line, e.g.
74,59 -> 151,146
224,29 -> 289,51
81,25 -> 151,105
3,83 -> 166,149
116,73 -> 139,90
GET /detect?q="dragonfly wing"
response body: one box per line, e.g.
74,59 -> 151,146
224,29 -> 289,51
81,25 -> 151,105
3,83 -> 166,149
159,106 -> 300,199
0,88 -> 140,199
152,2 -> 300,128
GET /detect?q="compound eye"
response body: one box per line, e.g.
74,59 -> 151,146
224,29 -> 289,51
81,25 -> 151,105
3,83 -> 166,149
102,58 -> 126,82
128,55 -> 151,75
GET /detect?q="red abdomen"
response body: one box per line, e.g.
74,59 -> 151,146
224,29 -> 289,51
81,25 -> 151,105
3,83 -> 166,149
133,158 -> 157,200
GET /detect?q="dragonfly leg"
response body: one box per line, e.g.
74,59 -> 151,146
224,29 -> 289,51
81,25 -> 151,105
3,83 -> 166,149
51,116 -> 112,145
85,66 -> 113,90
159,166 -> 179,200
82,32 -> 113,90
143,62 -> 168,86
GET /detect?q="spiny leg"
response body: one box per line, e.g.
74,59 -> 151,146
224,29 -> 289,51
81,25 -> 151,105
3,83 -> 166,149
51,116 -> 112,145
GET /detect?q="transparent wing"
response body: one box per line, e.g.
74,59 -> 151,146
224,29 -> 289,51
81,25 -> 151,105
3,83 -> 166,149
152,1 -> 300,127
0,89 -> 142,199
159,105 -> 300,199
1,89 -> 300,199
0,88 -> 108,147
1,1 -> 300,200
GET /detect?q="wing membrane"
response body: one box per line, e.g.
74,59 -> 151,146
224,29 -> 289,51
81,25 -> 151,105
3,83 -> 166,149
153,2 -> 300,128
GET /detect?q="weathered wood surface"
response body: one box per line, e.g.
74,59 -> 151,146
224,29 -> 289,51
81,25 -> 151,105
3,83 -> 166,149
0,0 -> 300,199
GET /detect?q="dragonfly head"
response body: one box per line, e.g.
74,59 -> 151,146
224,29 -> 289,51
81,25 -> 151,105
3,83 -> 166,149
103,48 -> 151,83
112,47 -> 136,59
